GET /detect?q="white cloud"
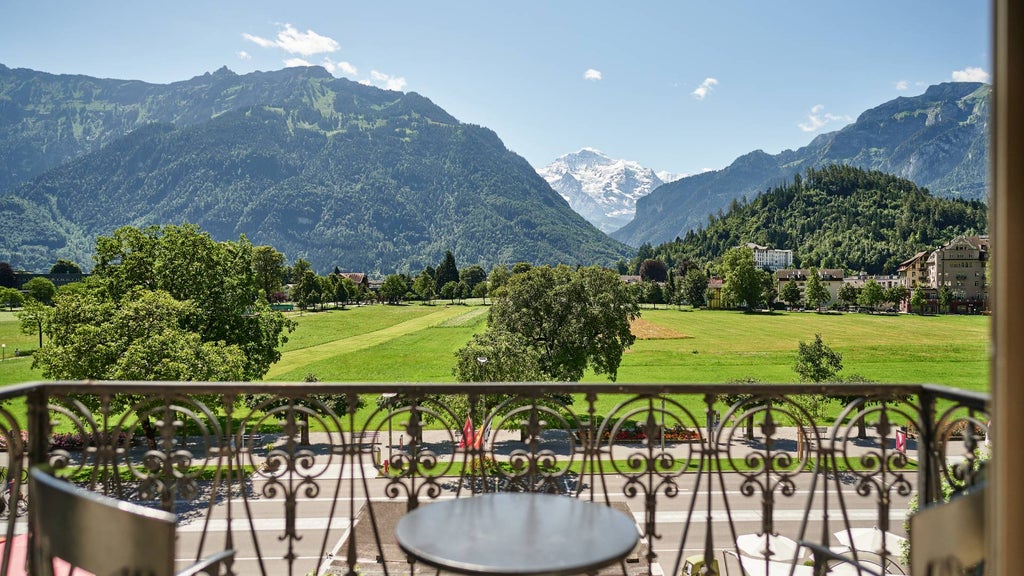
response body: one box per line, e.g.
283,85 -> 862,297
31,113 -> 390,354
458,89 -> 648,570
952,66 -> 991,83
284,58 -> 312,68
323,58 -> 357,76
798,104 -> 852,132
691,77 -> 718,100
238,51 -> 252,61
242,32 -> 277,49
584,68 -> 602,81
243,24 -> 340,57
895,80 -> 909,91
370,70 -> 407,91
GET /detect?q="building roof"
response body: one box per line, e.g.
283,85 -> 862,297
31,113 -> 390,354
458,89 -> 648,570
897,251 -> 930,272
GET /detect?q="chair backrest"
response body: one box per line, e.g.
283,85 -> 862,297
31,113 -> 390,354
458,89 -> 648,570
30,467 -> 178,576
910,484 -> 986,576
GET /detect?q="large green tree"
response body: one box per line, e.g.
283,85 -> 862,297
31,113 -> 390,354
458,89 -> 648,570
0,287 -> 23,311
380,274 -> 407,304
459,265 -> 487,292
804,269 -> 831,311
721,246 -> 763,311
435,251 -> 459,289
858,279 -> 885,312
680,268 -> 708,307
886,285 -> 909,311
44,224 -> 293,381
838,282 -> 859,310
478,265 -> 640,382
781,279 -> 802,308
252,245 -> 286,300
22,277 -> 56,305
413,270 -> 435,303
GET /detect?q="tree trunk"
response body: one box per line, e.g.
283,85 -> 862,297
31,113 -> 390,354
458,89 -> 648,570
139,416 -> 158,450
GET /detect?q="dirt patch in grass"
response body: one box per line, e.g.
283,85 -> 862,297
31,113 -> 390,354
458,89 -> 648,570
630,318 -> 690,339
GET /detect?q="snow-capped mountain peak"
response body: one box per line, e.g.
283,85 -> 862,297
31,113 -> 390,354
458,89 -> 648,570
538,149 -> 679,233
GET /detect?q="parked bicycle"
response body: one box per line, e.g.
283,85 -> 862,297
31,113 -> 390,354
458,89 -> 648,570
2,479 -> 28,517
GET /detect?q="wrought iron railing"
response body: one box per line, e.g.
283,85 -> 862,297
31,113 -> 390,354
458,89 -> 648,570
0,381 -> 989,576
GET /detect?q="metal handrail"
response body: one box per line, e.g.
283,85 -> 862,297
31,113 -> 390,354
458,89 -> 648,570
0,380 -> 989,576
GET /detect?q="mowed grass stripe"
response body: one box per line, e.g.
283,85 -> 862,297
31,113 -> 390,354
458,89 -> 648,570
265,305 -> 471,380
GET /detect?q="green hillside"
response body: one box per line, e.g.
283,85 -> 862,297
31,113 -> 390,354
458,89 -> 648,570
615,82 -> 990,247
0,65 -> 629,273
647,165 -> 987,274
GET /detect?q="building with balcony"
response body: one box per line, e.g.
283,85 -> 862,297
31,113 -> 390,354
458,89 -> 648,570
927,235 -> 989,312
745,243 -> 793,272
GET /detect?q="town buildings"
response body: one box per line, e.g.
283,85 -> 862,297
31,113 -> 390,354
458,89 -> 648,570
717,235 -> 990,312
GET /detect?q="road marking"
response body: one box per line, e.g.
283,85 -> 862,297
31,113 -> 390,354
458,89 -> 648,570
177,516 -> 350,532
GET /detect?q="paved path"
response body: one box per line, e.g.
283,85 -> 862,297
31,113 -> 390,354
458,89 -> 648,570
169,427 -> 919,575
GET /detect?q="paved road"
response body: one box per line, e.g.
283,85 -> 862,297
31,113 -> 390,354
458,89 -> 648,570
174,462 -> 913,576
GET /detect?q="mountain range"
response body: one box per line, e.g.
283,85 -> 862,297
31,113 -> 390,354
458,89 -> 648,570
0,64 -> 630,273
612,82 -> 990,247
537,148 -> 678,233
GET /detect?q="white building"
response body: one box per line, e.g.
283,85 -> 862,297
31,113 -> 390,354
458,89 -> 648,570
746,243 -> 793,271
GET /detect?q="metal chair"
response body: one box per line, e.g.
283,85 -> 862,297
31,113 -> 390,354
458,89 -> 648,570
29,467 -> 234,576
909,484 -> 986,576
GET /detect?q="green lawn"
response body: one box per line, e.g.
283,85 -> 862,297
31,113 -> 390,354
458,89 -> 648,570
603,308 -> 988,391
0,304 -> 989,432
2,304 -> 989,392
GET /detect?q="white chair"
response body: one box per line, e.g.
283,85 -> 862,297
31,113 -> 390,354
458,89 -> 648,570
29,467 -> 234,576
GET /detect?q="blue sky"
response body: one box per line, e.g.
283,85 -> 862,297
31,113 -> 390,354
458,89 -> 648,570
1,1 -> 990,176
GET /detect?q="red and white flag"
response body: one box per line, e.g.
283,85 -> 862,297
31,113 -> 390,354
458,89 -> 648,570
458,416 -> 474,449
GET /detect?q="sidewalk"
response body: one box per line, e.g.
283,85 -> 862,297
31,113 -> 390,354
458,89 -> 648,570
373,426 -> 920,468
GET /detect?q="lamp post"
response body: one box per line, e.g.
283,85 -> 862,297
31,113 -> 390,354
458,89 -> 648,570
1,344 -> 5,363
476,357 -> 488,447
381,393 -> 397,464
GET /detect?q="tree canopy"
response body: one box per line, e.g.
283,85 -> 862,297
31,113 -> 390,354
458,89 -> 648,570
35,224 -> 294,382
721,246 -> 765,311
466,265 -> 640,382
49,259 -> 82,274
794,333 -> 844,383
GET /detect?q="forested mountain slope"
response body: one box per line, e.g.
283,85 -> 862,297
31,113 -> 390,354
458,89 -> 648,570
0,65 -> 629,272
649,165 -> 987,274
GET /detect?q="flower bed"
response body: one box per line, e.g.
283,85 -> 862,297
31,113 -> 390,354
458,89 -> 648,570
49,431 -> 130,451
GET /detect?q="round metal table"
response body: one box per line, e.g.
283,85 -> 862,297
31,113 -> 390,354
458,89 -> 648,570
394,492 -> 639,576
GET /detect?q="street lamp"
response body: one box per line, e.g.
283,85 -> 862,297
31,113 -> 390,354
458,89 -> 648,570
476,357 -> 488,447
476,356 -> 489,381
381,393 -> 397,465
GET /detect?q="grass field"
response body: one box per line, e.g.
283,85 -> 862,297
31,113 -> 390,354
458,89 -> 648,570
1,304 -> 989,390
0,304 -> 989,430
